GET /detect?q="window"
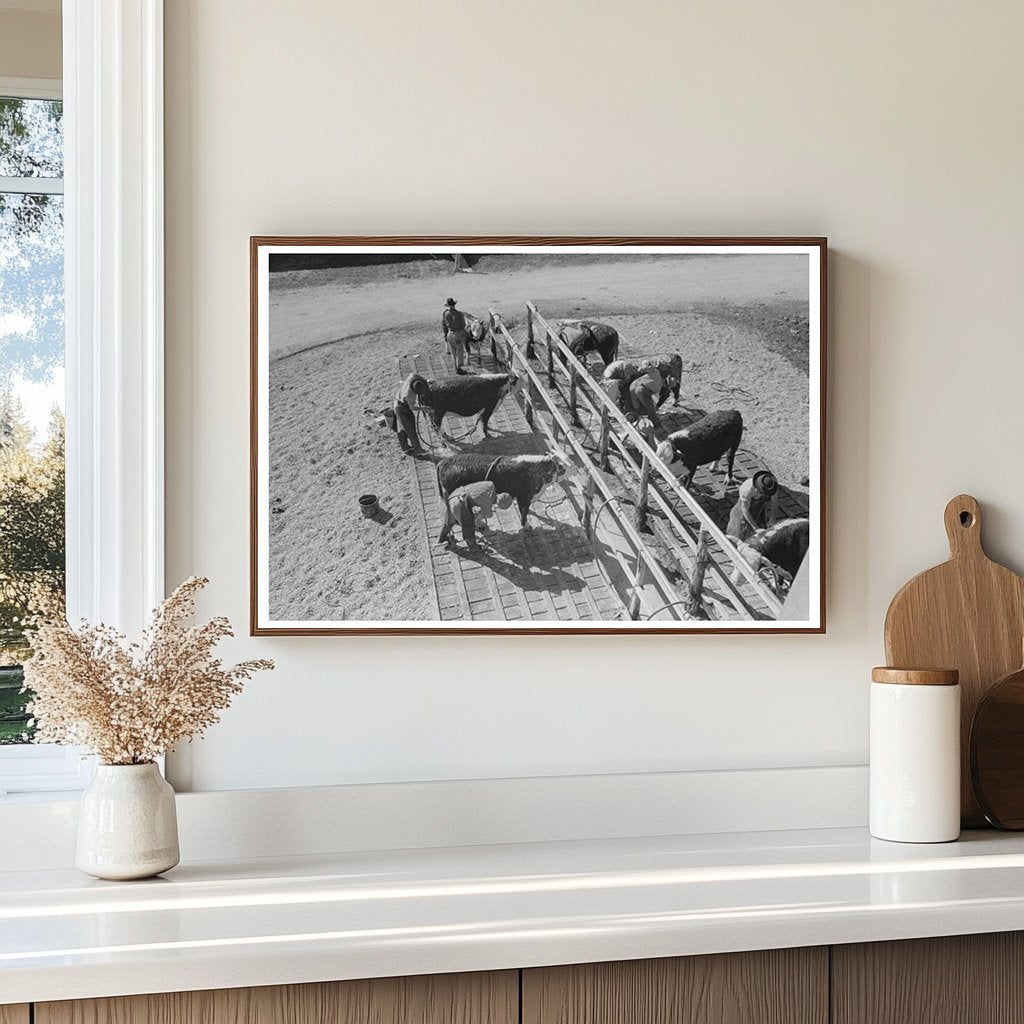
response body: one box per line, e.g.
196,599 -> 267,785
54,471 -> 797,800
0,79 -> 81,795
0,5 -> 166,798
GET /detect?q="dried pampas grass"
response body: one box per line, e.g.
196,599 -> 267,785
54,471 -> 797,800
23,577 -> 273,765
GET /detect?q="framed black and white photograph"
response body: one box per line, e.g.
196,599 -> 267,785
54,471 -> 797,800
250,237 -> 826,634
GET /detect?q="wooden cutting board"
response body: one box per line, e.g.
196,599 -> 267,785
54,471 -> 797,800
884,494 -> 1024,826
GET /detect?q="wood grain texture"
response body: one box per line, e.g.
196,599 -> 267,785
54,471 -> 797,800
36,971 -> 517,1024
871,667 -> 959,686
522,948 -> 828,1024
0,1007 -> 30,1024
970,656 -> 1024,827
832,932 -> 1024,1024
884,494 -> 1024,826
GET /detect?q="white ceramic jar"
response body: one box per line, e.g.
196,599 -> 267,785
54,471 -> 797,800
76,762 -> 180,880
870,667 -> 961,843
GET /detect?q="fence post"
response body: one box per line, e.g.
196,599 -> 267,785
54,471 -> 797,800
627,553 -> 649,620
582,474 -> 596,536
520,385 -> 536,430
686,527 -> 711,618
488,314 -> 499,369
635,453 -> 651,530
568,364 -> 580,426
547,330 -> 555,387
526,305 -> 536,361
599,406 -> 611,470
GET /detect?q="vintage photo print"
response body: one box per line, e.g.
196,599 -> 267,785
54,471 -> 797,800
251,239 -> 825,634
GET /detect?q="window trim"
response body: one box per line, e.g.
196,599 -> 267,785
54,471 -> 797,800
0,76 -> 62,102
0,0 -> 165,796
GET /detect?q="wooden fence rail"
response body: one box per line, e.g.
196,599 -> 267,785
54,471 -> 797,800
489,313 -> 685,622
511,303 -> 785,620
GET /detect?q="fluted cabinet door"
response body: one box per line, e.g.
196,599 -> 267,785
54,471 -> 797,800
35,972 -> 518,1024
522,949 -> 828,1024
832,933 -> 1024,1024
0,1007 -> 29,1024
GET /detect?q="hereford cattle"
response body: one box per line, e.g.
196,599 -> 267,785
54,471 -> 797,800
557,320 -> 620,367
655,409 -> 744,489
436,452 -> 574,527
410,372 -> 519,438
735,518 -> 810,592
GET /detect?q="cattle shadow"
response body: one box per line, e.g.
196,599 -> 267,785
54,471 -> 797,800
450,521 -> 598,598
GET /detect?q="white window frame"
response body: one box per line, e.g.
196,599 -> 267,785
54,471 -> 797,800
0,0 -> 164,797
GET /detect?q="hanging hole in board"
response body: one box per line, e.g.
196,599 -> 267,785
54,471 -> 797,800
960,511 -> 974,527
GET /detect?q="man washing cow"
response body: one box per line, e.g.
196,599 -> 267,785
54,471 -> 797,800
726,469 -> 780,542
380,371 -> 425,455
601,359 -> 673,429
438,481 -> 515,549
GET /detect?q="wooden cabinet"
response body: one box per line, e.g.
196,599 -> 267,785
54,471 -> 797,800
14,933 -> 1024,1024
831,932 -> 1024,1024
34,972 -> 517,1024
522,948 -> 828,1024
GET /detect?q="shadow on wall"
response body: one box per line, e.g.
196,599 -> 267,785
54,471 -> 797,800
828,249 -> 872,634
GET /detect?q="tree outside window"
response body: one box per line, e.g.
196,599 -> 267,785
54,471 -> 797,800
0,94 -> 65,744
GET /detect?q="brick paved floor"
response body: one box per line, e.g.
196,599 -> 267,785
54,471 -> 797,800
398,347 -> 624,623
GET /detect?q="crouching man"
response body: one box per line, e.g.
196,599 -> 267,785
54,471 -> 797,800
438,481 -> 514,548
726,470 -> 779,542
627,364 -> 664,426
381,372 -> 424,455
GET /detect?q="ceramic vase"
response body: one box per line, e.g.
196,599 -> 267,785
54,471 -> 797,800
76,762 -> 180,880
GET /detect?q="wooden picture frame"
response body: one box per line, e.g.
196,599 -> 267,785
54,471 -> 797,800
251,237 -> 826,634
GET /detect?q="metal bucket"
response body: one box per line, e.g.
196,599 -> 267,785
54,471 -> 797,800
358,494 -> 380,517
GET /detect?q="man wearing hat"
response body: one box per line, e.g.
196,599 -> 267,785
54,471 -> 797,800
726,469 -> 779,542
380,372 -> 424,455
442,297 -> 470,375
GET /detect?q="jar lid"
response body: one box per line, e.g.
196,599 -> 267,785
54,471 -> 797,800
871,667 -> 959,686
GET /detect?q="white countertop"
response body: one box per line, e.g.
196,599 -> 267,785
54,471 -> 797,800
4,826 -> 1024,1004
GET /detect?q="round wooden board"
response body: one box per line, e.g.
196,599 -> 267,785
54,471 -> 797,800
971,663 -> 1024,829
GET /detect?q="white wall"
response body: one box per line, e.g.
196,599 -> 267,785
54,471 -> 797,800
164,0 -> 1024,792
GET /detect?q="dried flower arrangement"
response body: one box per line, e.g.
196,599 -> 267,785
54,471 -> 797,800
23,577 -> 273,765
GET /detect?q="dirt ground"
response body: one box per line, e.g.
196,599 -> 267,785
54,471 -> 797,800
266,254 -> 811,622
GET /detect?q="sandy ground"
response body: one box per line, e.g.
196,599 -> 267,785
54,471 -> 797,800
266,255 -> 811,622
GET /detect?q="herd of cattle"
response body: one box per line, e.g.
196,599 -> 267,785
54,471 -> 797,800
392,311 -> 810,604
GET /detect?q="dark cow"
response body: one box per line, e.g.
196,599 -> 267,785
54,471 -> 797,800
655,409 -> 743,489
437,452 -> 574,527
734,518 -> 810,593
557,320 -> 620,368
410,373 -> 519,438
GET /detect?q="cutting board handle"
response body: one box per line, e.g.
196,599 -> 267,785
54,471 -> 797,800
944,494 -> 983,559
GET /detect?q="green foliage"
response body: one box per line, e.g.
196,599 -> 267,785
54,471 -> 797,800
0,664 -> 30,743
0,394 -> 65,741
